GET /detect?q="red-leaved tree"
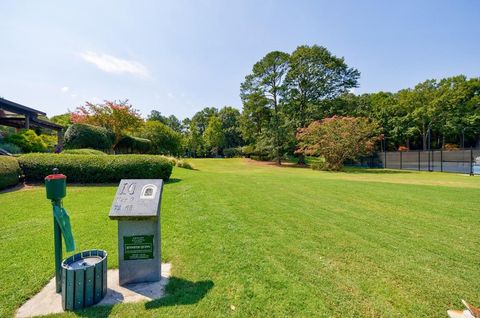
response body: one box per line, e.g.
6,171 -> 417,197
71,100 -> 143,149
296,116 -> 380,171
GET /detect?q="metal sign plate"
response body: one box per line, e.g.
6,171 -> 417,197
123,235 -> 154,260
109,179 -> 163,219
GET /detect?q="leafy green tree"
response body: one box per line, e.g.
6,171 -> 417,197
204,116 -> 225,156
140,121 -> 183,155
240,91 -> 270,145
50,113 -> 73,128
148,110 -> 183,133
284,45 -> 360,163
218,106 -> 243,150
285,45 -> 360,127
241,51 -> 290,164
191,107 -> 218,135
185,120 -> 205,157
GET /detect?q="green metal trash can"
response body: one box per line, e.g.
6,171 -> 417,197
61,250 -> 108,310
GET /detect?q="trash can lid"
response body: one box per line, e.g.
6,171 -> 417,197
65,256 -> 103,270
45,174 -> 66,180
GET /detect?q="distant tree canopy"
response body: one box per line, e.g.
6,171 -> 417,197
54,44 -> 479,162
71,100 -> 143,149
239,45 -> 480,165
183,106 -> 244,157
147,110 -> 183,133
240,45 -> 360,164
330,76 -> 480,150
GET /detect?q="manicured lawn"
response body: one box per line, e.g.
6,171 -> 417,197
1,158 -> 479,317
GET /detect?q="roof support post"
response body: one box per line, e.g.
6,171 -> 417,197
57,129 -> 64,151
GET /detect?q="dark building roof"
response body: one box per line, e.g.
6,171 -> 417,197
0,97 -> 63,131
0,97 -> 46,117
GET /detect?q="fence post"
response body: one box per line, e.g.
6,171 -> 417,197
400,151 -> 403,169
431,149 -> 434,171
418,151 -> 421,171
470,147 -> 474,176
384,151 -> 387,169
440,149 -> 443,172
427,149 -> 431,171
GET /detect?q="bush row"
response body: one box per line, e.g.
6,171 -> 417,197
0,156 -> 22,190
18,154 -> 173,183
62,148 -> 107,155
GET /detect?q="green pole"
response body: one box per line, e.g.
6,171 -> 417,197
53,201 -> 63,293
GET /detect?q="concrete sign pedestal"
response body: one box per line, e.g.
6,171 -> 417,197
109,179 -> 163,286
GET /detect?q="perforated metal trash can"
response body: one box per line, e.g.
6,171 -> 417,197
61,250 -> 107,310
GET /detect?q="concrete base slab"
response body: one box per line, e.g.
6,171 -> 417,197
16,263 -> 171,318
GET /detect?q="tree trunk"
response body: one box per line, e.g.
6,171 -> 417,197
422,122 -> 427,151
297,153 -> 306,165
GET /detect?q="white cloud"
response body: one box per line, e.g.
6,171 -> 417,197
61,86 -> 69,93
80,51 -> 149,78
167,92 -> 175,99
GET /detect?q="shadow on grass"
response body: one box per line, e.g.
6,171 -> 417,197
145,277 -> 214,309
75,305 -> 113,318
165,178 -> 182,184
341,168 -> 413,174
0,183 -> 27,194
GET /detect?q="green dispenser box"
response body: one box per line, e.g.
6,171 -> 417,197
45,168 -> 107,311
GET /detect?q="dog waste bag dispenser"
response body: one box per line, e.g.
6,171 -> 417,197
109,179 -> 163,286
45,168 -> 75,293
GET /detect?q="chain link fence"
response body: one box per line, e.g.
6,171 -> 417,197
378,149 -> 480,175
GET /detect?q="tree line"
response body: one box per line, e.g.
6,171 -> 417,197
46,44 -> 479,160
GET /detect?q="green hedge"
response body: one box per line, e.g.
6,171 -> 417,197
62,149 -> 107,155
18,154 -> 173,183
64,124 -> 115,151
0,156 -> 22,190
115,136 -> 152,154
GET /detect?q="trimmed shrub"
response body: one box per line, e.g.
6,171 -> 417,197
0,156 -> 22,190
39,134 -> 58,152
241,145 -> 255,158
223,147 -> 242,158
250,154 -> 271,161
4,130 -> 47,153
114,136 -> 152,154
18,154 -> 173,183
163,156 -> 179,166
162,156 -> 193,170
64,124 -> 115,151
62,149 -> 107,155
176,160 -> 193,170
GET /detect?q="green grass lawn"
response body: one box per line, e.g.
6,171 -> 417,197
1,158 -> 479,317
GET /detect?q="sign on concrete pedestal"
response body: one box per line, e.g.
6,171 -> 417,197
109,179 -> 163,285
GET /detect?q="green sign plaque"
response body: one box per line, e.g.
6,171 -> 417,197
123,235 -> 154,260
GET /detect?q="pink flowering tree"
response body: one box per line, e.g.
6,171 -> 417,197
71,100 -> 143,149
296,116 -> 380,171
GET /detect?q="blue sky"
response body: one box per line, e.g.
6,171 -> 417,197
0,0 -> 479,119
